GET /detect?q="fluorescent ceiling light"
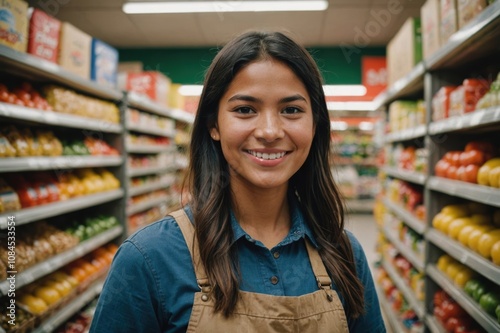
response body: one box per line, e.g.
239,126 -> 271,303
178,85 -> 203,96
323,85 -> 367,97
330,121 -> 349,131
327,102 -> 376,111
123,1 -> 328,14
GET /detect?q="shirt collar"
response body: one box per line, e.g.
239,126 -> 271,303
229,193 -> 319,248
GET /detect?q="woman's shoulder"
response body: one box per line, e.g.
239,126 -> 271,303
124,209 -> 188,257
344,230 -> 369,265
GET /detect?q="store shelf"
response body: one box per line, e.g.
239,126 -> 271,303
426,228 -> 500,285
375,285 -> 409,333
0,45 -> 122,101
170,108 -> 195,124
126,196 -> 168,216
127,92 -> 174,118
427,265 -> 500,333
382,197 -> 426,235
372,62 -> 425,111
345,199 -> 375,213
429,107 -> 500,135
0,102 -> 123,133
384,125 -> 427,143
0,226 -> 122,295
428,177 -> 500,208
382,166 -> 427,185
127,123 -> 176,138
425,316 -> 447,333
127,165 -> 174,177
0,189 -> 124,229
333,157 -> 378,166
32,278 -> 105,333
381,259 -> 425,319
382,226 -> 424,272
126,144 -> 175,154
128,179 -> 175,197
0,156 -> 123,173
425,1 -> 500,70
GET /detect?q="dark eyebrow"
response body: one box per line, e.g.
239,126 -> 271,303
279,94 -> 307,104
227,94 -> 307,103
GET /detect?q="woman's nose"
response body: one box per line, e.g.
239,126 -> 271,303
254,112 -> 285,142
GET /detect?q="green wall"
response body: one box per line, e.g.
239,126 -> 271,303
118,46 -> 385,85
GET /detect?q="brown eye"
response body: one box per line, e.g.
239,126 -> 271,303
282,107 -> 302,114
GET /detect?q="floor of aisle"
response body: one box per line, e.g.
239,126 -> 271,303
345,213 -> 379,270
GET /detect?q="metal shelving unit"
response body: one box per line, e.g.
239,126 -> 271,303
382,226 -> 425,272
128,178 -> 175,197
375,285 -> 409,333
0,189 -> 124,228
381,259 -> 425,319
126,196 -> 168,216
383,166 -> 427,185
427,265 -> 500,333
0,156 -> 123,172
0,226 -> 122,294
127,123 -> 177,137
382,197 -> 426,235
374,4 -> 500,332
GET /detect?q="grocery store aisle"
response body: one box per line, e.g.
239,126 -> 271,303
345,213 -> 379,272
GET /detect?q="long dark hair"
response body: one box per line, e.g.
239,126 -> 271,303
186,30 -> 364,318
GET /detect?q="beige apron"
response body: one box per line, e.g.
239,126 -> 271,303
170,209 -> 349,333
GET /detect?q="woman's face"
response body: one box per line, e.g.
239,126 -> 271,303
211,58 -> 315,191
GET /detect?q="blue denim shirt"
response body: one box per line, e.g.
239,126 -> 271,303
90,203 -> 385,332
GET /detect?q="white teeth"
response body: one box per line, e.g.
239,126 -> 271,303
249,151 -> 285,160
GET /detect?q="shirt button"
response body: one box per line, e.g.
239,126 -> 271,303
273,251 -> 280,259
270,276 -> 279,285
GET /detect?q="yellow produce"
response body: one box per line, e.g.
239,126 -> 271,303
491,240 -> 500,265
488,166 -> 500,188
447,218 -> 472,239
477,229 -> 500,258
468,226 -> 496,252
437,254 -> 454,272
454,268 -> 476,288
44,280 -> 71,297
432,213 -> 446,230
34,286 -> 61,306
469,214 -> 492,225
446,262 -> 462,280
18,294 -> 48,315
478,158 -> 500,186
440,214 -> 460,233
458,225 -> 492,246
441,205 -> 469,217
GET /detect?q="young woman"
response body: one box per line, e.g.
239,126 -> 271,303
90,30 -> 385,332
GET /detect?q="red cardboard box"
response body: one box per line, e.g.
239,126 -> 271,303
123,71 -> 171,106
27,8 -> 61,63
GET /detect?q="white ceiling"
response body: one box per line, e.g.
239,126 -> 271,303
28,0 -> 425,48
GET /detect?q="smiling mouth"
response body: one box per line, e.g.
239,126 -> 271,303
247,150 -> 286,160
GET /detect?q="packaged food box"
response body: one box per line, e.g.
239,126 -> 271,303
91,38 -> 119,88
448,79 -> 489,117
0,0 -> 28,52
432,86 -> 457,121
121,71 -> 171,106
421,0 -> 441,59
27,8 -> 61,63
58,22 -> 91,79
457,0 -> 487,28
440,0 -> 458,44
387,17 -> 422,86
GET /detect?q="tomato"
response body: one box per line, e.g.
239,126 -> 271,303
442,301 -> 466,320
465,141 -> 495,154
445,317 -> 460,333
436,159 -> 451,177
0,90 -> 9,102
444,151 -> 462,166
462,164 -> 479,183
456,165 -> 466,181
447,165 -> 458,179
461,150 -> 487,166
433,305 -> 446,324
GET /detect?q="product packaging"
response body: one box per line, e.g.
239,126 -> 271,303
91,38 -> 119,88
440,0 -> 458,44
27,8 -> 61,63
58,22 -> 91,79
120,71 -> 171,106
421,0 -> 441,59
432,86 -> 457,121
0,0 -> 28,52
457,0 -> 487,28
448,79 -> 489,117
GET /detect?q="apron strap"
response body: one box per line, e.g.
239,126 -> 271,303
305,240 -> 332,290
169,209 -> 210,290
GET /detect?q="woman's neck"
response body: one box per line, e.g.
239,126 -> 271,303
231,182 -> 291,249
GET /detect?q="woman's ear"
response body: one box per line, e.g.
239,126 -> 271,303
210,127 -> 220,141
